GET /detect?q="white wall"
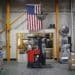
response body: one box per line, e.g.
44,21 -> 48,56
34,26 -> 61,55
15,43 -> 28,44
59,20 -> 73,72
10,12 -> 28,58
0,8 -> 2,43
10,12 -> 57,59
2,12 -> 73,59
72,13 -> 75,51
43,12 -> 72,34
1,1 -> 75,59
43,13 -> 55,29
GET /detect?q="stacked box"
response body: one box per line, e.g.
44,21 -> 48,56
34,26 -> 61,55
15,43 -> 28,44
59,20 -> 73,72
45,48 -> 52,59
69,52 -> 75,70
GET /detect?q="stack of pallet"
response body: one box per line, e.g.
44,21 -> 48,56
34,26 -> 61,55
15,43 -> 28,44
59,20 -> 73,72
69,52 -> 75,70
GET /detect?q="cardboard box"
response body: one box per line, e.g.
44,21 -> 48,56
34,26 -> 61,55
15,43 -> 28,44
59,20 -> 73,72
71,56 -> 75,59
70,64 -> 75,70
71,52 -> 75,56
71,52 -> 75,58
69,60 -> 75,70
45,48 -> 52,59
71,59 -> 75,64
69,52 -> 75,70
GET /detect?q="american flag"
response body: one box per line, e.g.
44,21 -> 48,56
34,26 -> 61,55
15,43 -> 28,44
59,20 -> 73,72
26,4 -> 43,32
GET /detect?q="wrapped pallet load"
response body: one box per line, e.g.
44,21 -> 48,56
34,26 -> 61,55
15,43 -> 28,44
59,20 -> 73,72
69,52 -> 75,70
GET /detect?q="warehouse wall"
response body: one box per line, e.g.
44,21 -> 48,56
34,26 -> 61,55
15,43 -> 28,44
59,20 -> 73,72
0,6 -> 3,43
72,0 -> 75,51
72,13 -> 75,51
0,12 -> 2,30
10,9 -> 27,58
1,0 -> 75,59
43,12 -> 72,32
0,12 -> 2,43
1,12 -> 72,59
9,12 -> 72,59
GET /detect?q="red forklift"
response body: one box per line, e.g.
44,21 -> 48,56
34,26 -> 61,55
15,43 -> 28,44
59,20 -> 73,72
27,36 -> 46,68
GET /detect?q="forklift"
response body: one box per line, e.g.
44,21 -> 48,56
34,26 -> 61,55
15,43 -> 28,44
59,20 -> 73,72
27,35 -> 46,68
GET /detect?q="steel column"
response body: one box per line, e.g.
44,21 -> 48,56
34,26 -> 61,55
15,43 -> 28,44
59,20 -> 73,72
55,0 -> 60,60
6,0 -> 11,63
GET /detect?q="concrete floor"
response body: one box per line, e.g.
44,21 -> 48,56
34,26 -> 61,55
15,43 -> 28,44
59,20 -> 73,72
0,60 -> 75,75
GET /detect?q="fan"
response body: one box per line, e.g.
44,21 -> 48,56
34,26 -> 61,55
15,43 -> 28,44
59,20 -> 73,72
36,11 -> 48,20
60,25 -> 69,36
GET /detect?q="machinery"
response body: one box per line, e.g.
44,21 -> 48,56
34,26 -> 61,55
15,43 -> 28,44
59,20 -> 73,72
27,49 -> 41,68
27,35 -> 46,68
26,32 -> 54,68
60,25 -> 71,63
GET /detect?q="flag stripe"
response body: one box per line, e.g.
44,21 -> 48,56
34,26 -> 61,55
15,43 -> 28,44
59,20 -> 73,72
27,13 -> 28,30
32,15 -> 33,31
37,4 -> 40,31
33,15 -> 35,31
